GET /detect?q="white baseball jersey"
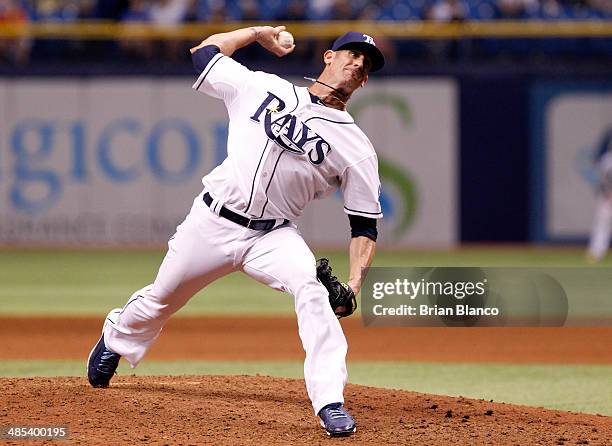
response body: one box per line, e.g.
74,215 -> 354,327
192,52 -> 383,221
100,46 -> 379,417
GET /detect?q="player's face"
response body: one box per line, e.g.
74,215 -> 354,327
326,49 -> 370,94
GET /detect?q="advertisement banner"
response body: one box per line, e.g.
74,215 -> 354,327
0,78 -> 457,247
531,83 -> 612,242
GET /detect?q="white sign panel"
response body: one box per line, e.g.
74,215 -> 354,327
547,92 -> 612,238
0,78 -> 457,247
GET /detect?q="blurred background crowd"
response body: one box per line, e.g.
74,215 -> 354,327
2,0 -> 611,23
0,0 -> 610,68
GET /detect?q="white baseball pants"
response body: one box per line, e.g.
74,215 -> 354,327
103,191 -> 348,414
587,193 -> 612,261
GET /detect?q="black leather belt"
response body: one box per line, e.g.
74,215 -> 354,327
203,192 -> 289,231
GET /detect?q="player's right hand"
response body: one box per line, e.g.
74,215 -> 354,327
254,26 -> 295,57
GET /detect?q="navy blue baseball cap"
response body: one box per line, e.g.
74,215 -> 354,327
331,32 -> 385,72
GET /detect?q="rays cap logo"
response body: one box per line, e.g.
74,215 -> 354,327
331,32 -> 385,72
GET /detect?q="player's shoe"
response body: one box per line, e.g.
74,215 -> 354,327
318,403 -> 356,437
87,334 -> 121,388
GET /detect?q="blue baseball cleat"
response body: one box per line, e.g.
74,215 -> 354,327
318,403 -> 356,437
87,335 -> 121,388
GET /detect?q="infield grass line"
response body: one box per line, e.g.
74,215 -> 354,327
1,248 -> 609,316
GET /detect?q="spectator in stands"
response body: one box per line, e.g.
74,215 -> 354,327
540,0 -> 562,18
149,0 -> 194,61
238,0 -> 260,21
119,0 -> 153,59
122,0 -> 149,21
310,0 -> 334,19
495,0 -> 539,19
0,0 -> 26,22
561,0 -> 589,10
207,0 -> 229,23
329,0 -> 360,20
423,0 -> 468,61
34,0 -> 80,21
0,0 -> 31,65
358,3 -> 382,20
29,0 -> 96,21
31,0 -> 97,59
150,0 -> 192,25
150,0 -> 193,26
94,0 -> 129,20
424,0 -> 468,21
78,0 -> 97,18
589,0 -> 612,15
275,0 -> 309,21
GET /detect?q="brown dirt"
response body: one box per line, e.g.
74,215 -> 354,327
2,375 -> 611,445
2,317 -> 611,444
1,316 -> 612,363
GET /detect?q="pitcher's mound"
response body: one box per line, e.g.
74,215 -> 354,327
2,375 -> 610,445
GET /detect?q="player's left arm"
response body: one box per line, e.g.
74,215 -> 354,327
347,232 -> 376,295
341,155 -> 383,295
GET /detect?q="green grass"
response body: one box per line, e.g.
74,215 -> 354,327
1,247 -> 608,316
1,360 -> 610,416
2,248 -> 610,417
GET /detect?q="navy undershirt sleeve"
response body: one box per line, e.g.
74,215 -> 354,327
348,214 -> 378,242
192,45 -> 221,73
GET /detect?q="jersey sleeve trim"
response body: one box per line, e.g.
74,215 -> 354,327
304,116 -> 355,125
348,214 -> 378,241
343,206 -> 383,219
192,44 -> 221,74
192,52 -> 224,91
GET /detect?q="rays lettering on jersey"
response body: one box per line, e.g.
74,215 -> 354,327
249,92 -> 331,165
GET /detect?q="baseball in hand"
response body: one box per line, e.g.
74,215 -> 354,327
277,31 -> 294,48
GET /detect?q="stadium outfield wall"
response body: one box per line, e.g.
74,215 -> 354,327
0,77 -> 457,248
1,68 -> 610,246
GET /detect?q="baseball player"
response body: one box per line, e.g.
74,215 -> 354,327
587,127 -> 612,262
87,25 -> 384,437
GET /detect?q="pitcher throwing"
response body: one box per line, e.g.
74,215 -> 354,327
87,25 -> 385,437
